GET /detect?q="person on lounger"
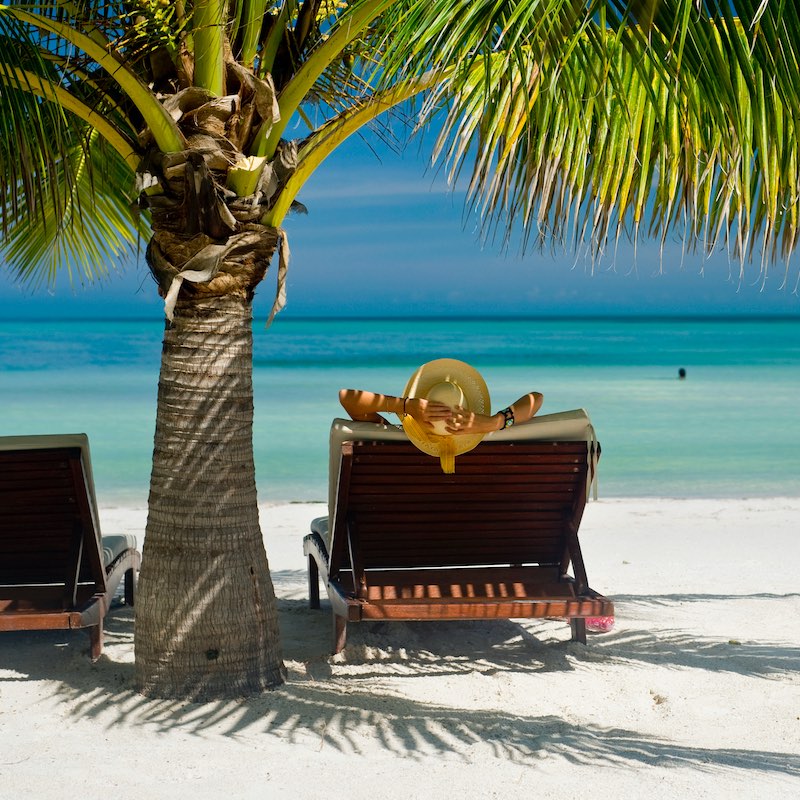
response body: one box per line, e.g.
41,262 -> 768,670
337,358 -> 613,634
339,358 -> 544,473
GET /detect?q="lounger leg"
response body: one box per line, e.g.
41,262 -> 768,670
89,624 -> 103,661
308,555 -> 320,609
332,614 -> 347,654
124,568 -> 137,606
570,618 -> 587,644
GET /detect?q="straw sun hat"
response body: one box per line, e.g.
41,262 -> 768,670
401,358 -> 491,473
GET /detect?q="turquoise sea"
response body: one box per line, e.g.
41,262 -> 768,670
1,316 -> 798,503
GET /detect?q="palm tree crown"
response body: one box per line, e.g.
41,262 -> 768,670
2,2 -> 798,287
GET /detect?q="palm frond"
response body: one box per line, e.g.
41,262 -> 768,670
0,12 -> 86,236
1,130 -> 147,288
1,3 -> 183,151
368,1 -> 800,270
0,1 -> 180,288
259,0 -> 390,155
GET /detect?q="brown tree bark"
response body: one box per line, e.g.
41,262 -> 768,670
134,290 -> 285,699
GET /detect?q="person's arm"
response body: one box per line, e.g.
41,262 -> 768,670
444,392 -> 544,435
339,389 -> 403,423
339,389 -> 453,427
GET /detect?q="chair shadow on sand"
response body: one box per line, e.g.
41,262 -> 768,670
2,581 -> 799,779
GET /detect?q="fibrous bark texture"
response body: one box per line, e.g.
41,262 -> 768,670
135,293 -> 285,699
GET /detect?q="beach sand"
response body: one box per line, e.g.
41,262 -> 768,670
1,498 -> 799,799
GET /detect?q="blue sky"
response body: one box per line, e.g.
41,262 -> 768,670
1,134 -> 799,319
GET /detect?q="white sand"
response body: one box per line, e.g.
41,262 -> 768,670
2,498 -> 799,799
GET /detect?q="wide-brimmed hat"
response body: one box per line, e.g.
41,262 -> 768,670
401,358 -> 491,473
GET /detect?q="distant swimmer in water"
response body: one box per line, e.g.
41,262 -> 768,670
678,368 -> 686,380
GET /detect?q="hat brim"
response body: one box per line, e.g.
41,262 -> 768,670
402,358 -> 490,460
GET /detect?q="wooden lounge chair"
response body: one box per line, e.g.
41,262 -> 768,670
304,410 -> 614,654
0,434 -> 141,660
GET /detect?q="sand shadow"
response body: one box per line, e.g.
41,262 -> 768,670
2,592 -> 799,778
603,593 -> 800,677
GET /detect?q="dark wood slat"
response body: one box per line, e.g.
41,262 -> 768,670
1,567 -> 97,583
353,513 -> 566,527
359,537 -> 563,551
0,441 -> 141,659
351,442 -> 590,456
305,434 -> 610,653
349,491 -> 578,506
358,528 -> 565,543
349,479 -> 580,493
359,542 -> 564,558
0,537 -> 73,550
0,495 -> 80,512
350,456 -> 587,469
335,566 -> 565,586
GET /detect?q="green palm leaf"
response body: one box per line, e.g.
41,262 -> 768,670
1,130 -> 148,287
363,1 -> 800,266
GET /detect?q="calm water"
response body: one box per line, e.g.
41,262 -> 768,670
1,316 -> 798,503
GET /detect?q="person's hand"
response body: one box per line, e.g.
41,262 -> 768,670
443,406 -> 499,435
404,397 -> 452,430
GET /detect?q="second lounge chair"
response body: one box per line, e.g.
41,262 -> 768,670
0,434 -> 140,660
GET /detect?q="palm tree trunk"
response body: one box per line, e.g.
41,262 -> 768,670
135,291 -> 285,699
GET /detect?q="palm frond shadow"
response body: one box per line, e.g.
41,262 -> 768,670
278,583 -> 800,682
599,629 -> 800,678
279,597 -> 585,680
614,592 -> 800,605
2,592 -> 798,776
3,605 -> 798,776
604,593 -> 800,678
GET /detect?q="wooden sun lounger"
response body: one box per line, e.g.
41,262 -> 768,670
304,413 -> 614,654
0,434 -> 141,660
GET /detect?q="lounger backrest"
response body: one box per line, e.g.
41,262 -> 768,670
0,438 -> 105,605
337,437 -> 597,571
327,408 -> 599,520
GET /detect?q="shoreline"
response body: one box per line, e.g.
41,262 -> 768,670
96,493 -> 800,510
3,496 -> 799,798
96,494 -> 800,540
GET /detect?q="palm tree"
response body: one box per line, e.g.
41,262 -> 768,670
1,1 -> 797,699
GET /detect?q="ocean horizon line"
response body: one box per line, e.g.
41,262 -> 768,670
2,312 -> 800,324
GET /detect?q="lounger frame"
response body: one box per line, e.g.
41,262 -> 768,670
0,436 -> 140,659
305,417 -> 613,654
